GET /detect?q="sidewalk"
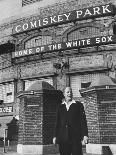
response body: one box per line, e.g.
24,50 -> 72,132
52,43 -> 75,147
0,152 -> 90,155
0,148 -> 90,155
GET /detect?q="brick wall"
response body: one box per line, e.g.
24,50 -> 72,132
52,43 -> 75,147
84,91 -> 100,144
98,89 -> 116,144
18,96 -> 43,145
83,88 -> 116,145
18,90 -> 61,146
18,97 -> 25,144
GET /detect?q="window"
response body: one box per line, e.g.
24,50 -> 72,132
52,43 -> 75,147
24,78 -> 53,90
22,0 -> 42,7
25,36 -> 53,49
67,27 -> 103,41
0,83 -> 14,103
70,72 -> 106,98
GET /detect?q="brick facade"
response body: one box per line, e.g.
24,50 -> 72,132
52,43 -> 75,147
83,91 -> 100,144
0,0 -> 116,154
81,83 -> 116,154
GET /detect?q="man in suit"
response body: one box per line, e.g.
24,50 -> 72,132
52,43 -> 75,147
53,87 -> 88,155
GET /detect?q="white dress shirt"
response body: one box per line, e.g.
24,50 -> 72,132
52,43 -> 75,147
62,99 -> 76,111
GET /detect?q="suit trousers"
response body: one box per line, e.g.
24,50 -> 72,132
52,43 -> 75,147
58,141 -> 83,155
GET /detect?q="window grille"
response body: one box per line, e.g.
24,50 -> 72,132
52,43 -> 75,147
0,83 -> 14,103
22,0 -> 42,7
25,36 -> 53,49
68,27 -> 102,41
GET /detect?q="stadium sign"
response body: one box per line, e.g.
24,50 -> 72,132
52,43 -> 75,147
12,35 -> 116,58
12,3 -> 115,34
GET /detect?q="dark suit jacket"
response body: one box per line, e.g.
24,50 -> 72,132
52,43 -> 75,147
54,101 -> 88,144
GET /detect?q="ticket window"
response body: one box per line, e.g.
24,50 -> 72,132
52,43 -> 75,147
70,72 -> 106,98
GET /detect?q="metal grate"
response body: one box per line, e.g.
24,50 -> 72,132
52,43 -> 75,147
22,0 -> 42,6
25,36 -> 53,49
68,27 -> 103,41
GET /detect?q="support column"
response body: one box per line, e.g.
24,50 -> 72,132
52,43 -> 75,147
17,81 -> 61,154
80,76 -> 116,155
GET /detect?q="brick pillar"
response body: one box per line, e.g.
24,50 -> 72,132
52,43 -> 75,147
81,84 -> 116,155
17,81 -> 62,154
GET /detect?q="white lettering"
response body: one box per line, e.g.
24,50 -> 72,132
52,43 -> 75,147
28,49 -> 33,54
43,18 -> 49,26
93,6 -> 101,15
0,107 -> 12,113
84,9 -> 92,17
15,25 -> 21,33
36,47 -> 40,53
14,52 -> 19,57
50,16 -> 57,23
48,45 -> 52,50
41,46 -> 45,51
87,39 -> 91,45
30,21 -> 37,28
76,10 -> 83,18
3,108 -> 6,113
58,44 -> 62,49
53,44 -> 57,50
58,15 -> 64,22
82,40 -> 86,45
23,50 -> 28,55
23,23 -> 28,31
64,13 -> 71,21
78,40 -> 81,46
19,51 -> 23,56
38,20 -> 41,26
66,42 -> 72,47
102,37 -> 107,42
8,107 -> 12,112
96,38 -> 100,44
102,4 -> 111,13
73,41 -> 78,46
107,36 -> 112,42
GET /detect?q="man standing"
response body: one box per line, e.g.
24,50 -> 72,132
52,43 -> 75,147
53,87 -> 88,155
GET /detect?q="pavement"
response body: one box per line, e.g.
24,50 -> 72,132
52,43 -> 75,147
0,147 -> 90,155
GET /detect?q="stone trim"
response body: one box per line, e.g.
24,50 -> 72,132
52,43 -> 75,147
86,144 -> 116,155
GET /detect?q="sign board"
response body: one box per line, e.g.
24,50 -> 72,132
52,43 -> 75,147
12,35 -> 116,58
0,106 -> 13,113
12,3 -> 115,34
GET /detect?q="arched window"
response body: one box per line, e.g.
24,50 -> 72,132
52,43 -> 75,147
67,27 -> 104,41
25,35 -> 53,49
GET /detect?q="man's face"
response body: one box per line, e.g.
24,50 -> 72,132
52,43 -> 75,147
64,87 -> 73,101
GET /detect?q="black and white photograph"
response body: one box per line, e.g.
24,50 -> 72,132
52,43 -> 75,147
0,0 -> 116,155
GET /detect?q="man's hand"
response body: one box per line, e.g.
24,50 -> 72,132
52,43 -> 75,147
53,137 -> 57,145
82,136 -> 88,145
